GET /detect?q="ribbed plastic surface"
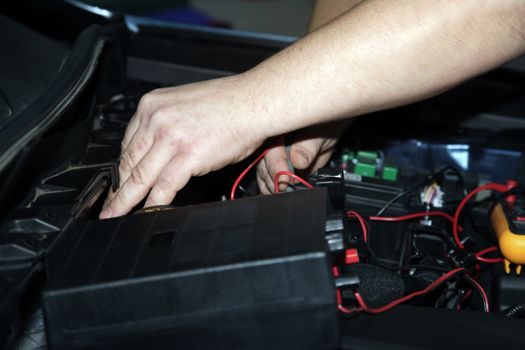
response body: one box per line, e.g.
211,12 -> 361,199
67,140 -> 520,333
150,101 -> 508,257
43,188 -> 339,349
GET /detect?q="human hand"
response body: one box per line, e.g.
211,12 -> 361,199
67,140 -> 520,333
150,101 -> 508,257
99,75 -> 269,219
256,120 -> 350,194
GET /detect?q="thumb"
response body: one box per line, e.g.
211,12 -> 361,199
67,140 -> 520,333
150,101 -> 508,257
290,138 -> 324,170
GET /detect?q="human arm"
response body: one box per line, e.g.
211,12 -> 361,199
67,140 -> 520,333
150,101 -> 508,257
101,0 -> 525,219
257,0 -> 363,194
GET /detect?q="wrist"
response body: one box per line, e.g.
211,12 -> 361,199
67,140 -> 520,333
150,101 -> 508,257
238,67 -> 299,140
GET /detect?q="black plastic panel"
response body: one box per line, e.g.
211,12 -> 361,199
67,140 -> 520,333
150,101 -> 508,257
43,189 -> 339,350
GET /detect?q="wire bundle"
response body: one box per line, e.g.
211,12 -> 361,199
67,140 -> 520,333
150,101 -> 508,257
230,150 -> 506,316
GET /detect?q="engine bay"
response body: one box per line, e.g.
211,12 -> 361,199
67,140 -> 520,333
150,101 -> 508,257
1,2 -> 525,349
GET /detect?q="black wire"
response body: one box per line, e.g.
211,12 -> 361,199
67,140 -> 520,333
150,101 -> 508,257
375,190 -> 410,216
432,166 -> 468,195
374,166 -> 466,217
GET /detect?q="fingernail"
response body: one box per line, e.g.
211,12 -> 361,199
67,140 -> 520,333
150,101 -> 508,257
99,207 -> 113,220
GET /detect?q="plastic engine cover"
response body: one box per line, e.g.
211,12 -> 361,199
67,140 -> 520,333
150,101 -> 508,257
43,188 -> 338,349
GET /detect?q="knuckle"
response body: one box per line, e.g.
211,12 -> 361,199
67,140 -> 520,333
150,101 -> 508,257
148,188 -> 168,206
256,163 -> 264,177
133,136 -> 149,153
155,125 -> 173,143
156,173 -> 174,191
130,166 -> 148,188
137,92 -> 155,111
266,179 -> 275,193
119,155 -> 133,174
120,139 -> 128,152
149,109 -> 168,127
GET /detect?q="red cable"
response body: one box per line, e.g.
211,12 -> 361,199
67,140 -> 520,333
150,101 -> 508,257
338,304 -> 362,314
273,171 -> 313,193
476,246 -> 499,257
463,274 -> 490,313
475,246 -> 503,264
476,256 -> 503,264
369,210 -> 502,263
346,210 -> 368,243
369,211 -> 456,225
230,148 -> 269,200
452,183 -> 507,249
333,266 -> 363,314
354,267 -> 465,314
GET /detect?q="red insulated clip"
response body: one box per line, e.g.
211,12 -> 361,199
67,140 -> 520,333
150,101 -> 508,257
344,248 -> 360,265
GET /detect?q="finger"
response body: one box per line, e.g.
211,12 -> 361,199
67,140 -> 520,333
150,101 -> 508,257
257,175 -> 272,195
117,128 -> 153,193
120,92 -> 158,151
263,145 -> 290,192
106,116 -> 142,204
117,92 -> 162,188
309,148 -> 334,173
100,143 -> 174,219
290,137 -> 324,170
256,161 -> 272,194
144,156 -> 193,207
120,113 -> 140,152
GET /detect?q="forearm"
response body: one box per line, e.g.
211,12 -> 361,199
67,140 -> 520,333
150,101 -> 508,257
310,0 -> 363,31
247,0 -> 525,138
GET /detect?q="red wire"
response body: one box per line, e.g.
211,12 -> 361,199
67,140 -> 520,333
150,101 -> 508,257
476,256 -> 503,264
346,210 -> 368,243
463,275 -> 490,313
476,246 -> 499,256
369,211 -> 456,225
475,246 -> 503,264
354,267 -> 465,314
338,304 -> 362,314
273,171 -> 313,193
333,266 -> 363,314
452,183 -> 507,250
369,210 -> 502,263
230,148 -> 269,200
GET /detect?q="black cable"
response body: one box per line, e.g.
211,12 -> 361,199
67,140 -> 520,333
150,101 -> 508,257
432,166 -> 468,195
375,166 -> 466,217
375,190 -> 410,216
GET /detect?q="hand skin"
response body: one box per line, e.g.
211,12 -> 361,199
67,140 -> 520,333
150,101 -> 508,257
100,0 -> 525,219
100,75 -> 269,218
257,0 -> 362,194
